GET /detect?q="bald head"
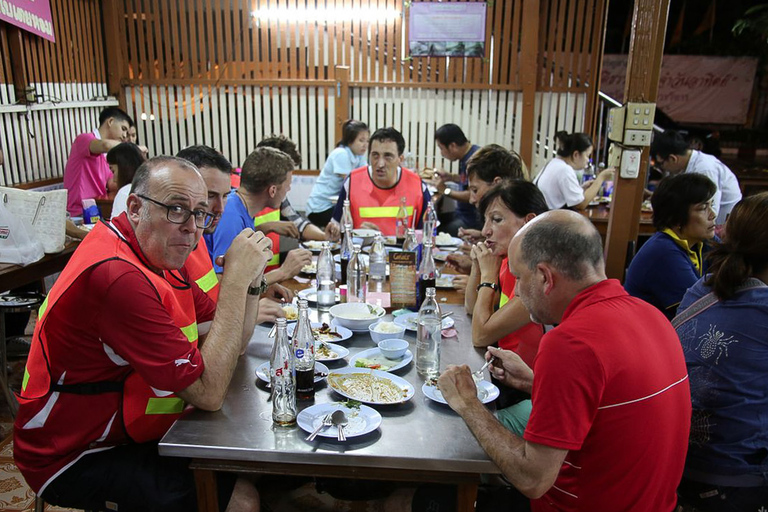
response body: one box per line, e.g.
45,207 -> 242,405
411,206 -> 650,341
131,156 -> 204,197
513,210 -> 605,281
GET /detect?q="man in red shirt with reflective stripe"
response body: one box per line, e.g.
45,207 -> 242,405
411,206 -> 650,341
439,210 -> 691,511
15,157 -> 271,512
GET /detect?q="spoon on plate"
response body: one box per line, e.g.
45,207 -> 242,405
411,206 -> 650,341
331,410 -> 348,441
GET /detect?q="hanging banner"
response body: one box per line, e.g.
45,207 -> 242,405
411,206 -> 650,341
409,2 -> 486,57
601,54 -> 757,124
0,0 -> 55,43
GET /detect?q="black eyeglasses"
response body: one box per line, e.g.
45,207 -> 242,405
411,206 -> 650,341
137,194 -> 214,229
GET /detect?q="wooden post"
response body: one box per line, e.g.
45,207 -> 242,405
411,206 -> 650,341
6,27 -> 28,104
604,0 -> 671,279
335,66 -> 350,144
101,0 -> 127,109
518,0 -> 540,169
584,0 -> 611,139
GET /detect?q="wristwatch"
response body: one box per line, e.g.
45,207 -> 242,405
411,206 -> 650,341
476,282 -> 499,292
248,277 -> 269,296
444,188 -> 452,197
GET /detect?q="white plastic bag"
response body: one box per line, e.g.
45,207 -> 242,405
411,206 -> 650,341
0,199 -> 44,265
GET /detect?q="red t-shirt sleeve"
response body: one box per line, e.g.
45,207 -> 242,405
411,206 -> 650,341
74,132 -> 96,157
523,333 -> 606,451
95,262 -> 205,393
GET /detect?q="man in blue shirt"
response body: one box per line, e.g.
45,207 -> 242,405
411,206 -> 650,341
433,124 -> 481,236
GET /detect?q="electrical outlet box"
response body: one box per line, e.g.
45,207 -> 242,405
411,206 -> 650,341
623,129 -> 652,147
625,102 -> 656,129
620,148 -> 642,179
24,86 -> 36,103
607,106 -> 626,143
607,143 -> 622,168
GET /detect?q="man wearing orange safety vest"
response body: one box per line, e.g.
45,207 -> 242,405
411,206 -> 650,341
14,157 -> 270,512
212,146 -> 314,287
328,127 -> 431,236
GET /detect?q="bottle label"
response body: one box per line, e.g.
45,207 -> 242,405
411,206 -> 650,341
295,349 -> 305,358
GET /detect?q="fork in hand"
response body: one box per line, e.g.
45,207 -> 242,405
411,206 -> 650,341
306,413 -> 334,441
473,356 -> 496,381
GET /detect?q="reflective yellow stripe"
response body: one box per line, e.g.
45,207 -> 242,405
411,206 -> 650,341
359,206 -> 414,218
195,268 -> 218,294
180,322 -> 198,343
38,296 -> 49,320
499,292 -> 510,308
267,252 -> 279,265
145,397 -> 185,415
253,209 -> 280,227
22,367 -> 30,391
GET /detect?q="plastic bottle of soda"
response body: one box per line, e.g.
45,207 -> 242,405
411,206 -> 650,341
271,318 -> 296,425
293,299 -> 316,400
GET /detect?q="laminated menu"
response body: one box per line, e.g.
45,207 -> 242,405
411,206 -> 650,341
389,251 -> 417,308
0,187 -> 67,254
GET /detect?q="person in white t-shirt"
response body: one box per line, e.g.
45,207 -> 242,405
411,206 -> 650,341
651,130 -> 742,225
533,131 -> 614,210
107,142 -> 147,219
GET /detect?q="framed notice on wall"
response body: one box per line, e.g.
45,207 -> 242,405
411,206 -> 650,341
408,2 -> 486,58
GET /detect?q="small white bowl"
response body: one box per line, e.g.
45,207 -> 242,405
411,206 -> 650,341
378,338 -> 409,360
368,321 -> 406,343
329,302 -> 385,331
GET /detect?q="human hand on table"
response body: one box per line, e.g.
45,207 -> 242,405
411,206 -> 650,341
217,229 -> 273,286
486,346 -> 534,394
324,220 -> 341,242
446,253 -> 472,274
256,297 -> 286,324
451,274 -> 469,293
360,221 -> 381,231
263,283 -> 294,303
471,242 -> 502,283
259,220 -> 300,239
438,365 -> 480,415
278,248 -> 313,279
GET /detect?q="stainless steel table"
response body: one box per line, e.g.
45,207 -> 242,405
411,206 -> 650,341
159,305 -> 501,512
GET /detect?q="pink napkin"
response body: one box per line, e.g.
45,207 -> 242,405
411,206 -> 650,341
441,328 -> 458,338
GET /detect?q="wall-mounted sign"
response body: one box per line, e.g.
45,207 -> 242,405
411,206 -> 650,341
409,2 -> 486,57
601,54 -> 757,125
0,0 -> 55,42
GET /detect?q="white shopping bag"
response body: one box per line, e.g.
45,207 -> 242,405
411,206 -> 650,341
0,199 -> 44,265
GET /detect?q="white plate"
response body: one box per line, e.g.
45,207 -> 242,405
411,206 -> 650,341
256,361 -> 329,385
352,228 -> 380,239
422,380 -> 500,405
297,402 -> 382,439
297,287 -> 341,304
435,236 -> 463,247
287,322 -> 353,343
394,312 -> 455,331
435,275 -> 456,289
300,264 -> 317,274
301,241 -> 340,252
330,318 -> 372,334
433,250 -> 452,262
349,348 -> 413,372
327,367 -> 415,405
314,342 -> 350,362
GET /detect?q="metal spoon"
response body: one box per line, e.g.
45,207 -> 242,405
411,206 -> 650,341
331,409 -> 348,441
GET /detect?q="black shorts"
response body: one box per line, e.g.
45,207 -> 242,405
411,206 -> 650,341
42,442 -> 236,512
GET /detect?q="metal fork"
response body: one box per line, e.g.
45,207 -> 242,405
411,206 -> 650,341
473,356 -> 496,380
306,413 -> 333,441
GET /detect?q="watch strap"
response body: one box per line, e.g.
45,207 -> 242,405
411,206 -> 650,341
476,282 -> 498,292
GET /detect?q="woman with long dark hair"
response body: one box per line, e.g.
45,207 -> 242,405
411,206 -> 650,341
107,142 -> 147,218
306,119 -> 369,229
674,192 -> 768,511
533,131 -> 613,210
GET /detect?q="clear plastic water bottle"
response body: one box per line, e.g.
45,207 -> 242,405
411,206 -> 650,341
395,197 -> 408,244
418,240 -> 437,305
423,201 -> 438,245
293,299 -> 316,400
341,199 -> 353,236
347,245 -> 367,303
369,234 -> 387,282
271,318 -> 296,425
582,158 -> 595,184
316,242 -> 336,311
416,287 -> 441,379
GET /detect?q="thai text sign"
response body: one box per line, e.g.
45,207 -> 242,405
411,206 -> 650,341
601,55 -> 757,124
409,2 -> 486,57
0,0 -> 55,42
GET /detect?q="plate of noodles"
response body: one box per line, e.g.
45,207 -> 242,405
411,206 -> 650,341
327,367 -> 415,405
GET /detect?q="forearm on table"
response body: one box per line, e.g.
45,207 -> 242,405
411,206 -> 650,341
459,400 -> 564,498
464,267 -> 481,314
179,275 -> 249,410
241,293 -> 260,352
301,223 -> 326,241
577,178 -> 606,209
265,268 -> 286,285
